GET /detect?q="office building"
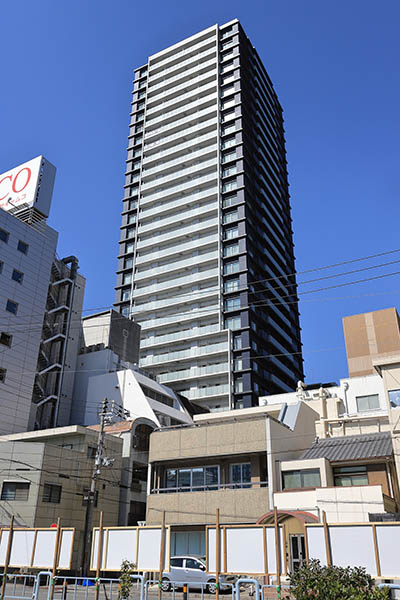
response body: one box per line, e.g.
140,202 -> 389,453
0,156 -> 85,433
114,19 -> 304,411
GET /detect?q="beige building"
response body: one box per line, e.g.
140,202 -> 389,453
343,307 -> 400,378
146,401 -> 320,556
0,426 -> 123,571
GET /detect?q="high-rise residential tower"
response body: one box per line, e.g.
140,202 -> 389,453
115,19 -> 304,410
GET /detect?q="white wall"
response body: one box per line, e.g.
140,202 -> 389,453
274,484 -> 386,522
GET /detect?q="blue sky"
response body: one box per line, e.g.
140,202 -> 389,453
1,0 -> 399,385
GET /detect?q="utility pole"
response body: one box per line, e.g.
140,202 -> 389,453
81,398 -> 130,575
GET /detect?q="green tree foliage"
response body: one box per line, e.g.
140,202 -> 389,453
118,559 -> 136,599
289,560 -> 389,600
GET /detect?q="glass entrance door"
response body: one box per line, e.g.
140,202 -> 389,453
290,534 -> 306,571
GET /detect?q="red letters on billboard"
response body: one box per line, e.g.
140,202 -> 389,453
0,168 -> 31,201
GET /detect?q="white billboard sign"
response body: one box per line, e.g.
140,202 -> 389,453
0,527 -> 74,569
0,155 -> 56,217
91,526 -> 170,572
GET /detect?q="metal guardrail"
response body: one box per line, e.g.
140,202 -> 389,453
0,573 -> 43,600
0,573 -> 145,600
145,578 -> 235,600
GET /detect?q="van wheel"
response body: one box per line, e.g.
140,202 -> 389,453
161,578 -> 171,592
207,580 -> 217,594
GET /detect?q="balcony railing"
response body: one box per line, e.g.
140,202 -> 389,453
145,82 -> 217,119
149,45 -> 216,83
148,58 -> 217,94
151,481 -> 268,494
149,36 -> 216,72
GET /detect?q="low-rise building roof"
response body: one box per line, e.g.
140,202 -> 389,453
300,431 -> 392,462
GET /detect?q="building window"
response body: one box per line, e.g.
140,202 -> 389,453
42,483 -> 62,503
222,124 -> 236,136
356,394 -> 380,412
165,466 -> 219,492
222,194 -> 237,208
282,469 -> 321,490
225,316 -> 241,330
6,300 -> 18,315
234,357 -> 243,371
224,297 -> 240,311
0,333 -> 12,347
129,199 -> 138,210
224,278 -> 239,293
221,85 -> 234,97
222,180 -> 237,193
1,482 -> 30,501
126,227 -> 135,239
121,289 -> 131,301
230,463 -> 251,488
11,269 -> 24,284
222,151 -> 237,163
223,243 -> 239,257
221,109 -> 235,122
233,335 -> 242,350
121,306 -> 130,318
127,214 -> 136,224
221,96 -> 235,108
234,378 -> 243,393
223,260 -> 239,274
17,240 -> 29,254
0,368 -> 6,383
221,137 -> 236,150
123,272 -> 133,285
124,257 -> 133,269
87,446 -> 97,459
223,210 -> 238,224
388,389 -> 400,407
333,465 -> 368,487
126,242 -> 134,253
224,226 -> 238,240
0,228 -> 9,243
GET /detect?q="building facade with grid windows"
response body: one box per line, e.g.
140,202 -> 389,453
115,20 -> 304,410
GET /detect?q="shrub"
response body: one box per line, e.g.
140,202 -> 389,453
289,560 -> 389,600
118,559 -> 136,599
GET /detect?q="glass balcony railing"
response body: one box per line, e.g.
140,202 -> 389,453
141,342 -> 228,366
146,71 -> 217,105
144,117 -> 218,153
148,58 -> 217,94
132,289 -> 219,314
183,384 -> 230,398
137,217 -> 217,250
142,131 -> 217,165
138,306 -> 220,330
141,157 -> 217,192
139,174 -> 218,209
145,91 -> 218,128
135,233 -> 218,266
144,106 -> 218,146
149,37 -> 216,72
142,144 -> 218,180
134,268 -> 218,298
140,187 -> 218,222
135,250 -> 218,279
149,45 -> 216,82
156,362 -> 229,382
145,81 -> 217,118
141,323 -> 220,348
